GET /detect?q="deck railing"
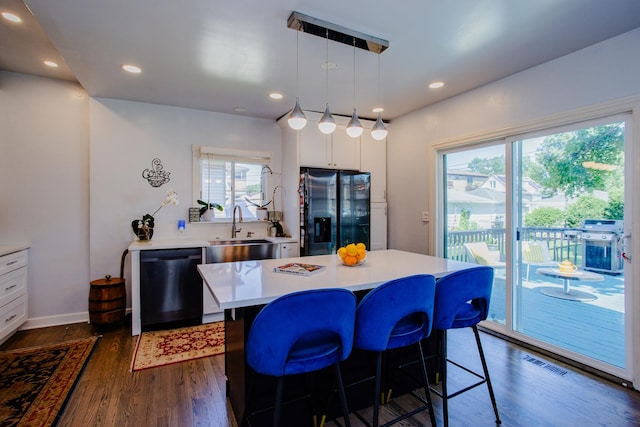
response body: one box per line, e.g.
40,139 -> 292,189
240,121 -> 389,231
447,227 -> 581,264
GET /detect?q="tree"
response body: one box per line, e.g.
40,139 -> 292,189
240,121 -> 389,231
245,184 -> 261,196
565,195 -> 607,228
533,124 -> 624,198
604,188 -> 624,220
456,208 -> 478,230
467,155 -> 505,175
524,207 -> 565,227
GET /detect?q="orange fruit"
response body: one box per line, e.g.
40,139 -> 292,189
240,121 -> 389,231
337,247 -> 347,258
356,248 -> 366,261
356,243 -> 366,250
345,244 -> 357,256
344,255 -> 358,265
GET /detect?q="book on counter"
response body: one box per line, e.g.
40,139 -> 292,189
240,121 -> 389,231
274,262 -> 326,276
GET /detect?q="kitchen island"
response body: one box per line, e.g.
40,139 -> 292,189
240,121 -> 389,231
198,249 -> 476,424
129,236 -> 298,335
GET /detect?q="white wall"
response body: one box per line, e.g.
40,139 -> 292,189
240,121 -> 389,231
89,98 -> 282,306
387,28 -> 640,254
0,72 -> 90,326
1,74 -> 281,327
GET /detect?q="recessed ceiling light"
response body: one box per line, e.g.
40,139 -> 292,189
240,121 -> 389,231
233,107 -> 247,112
269,92 -> 283,100
429,81 -> 445,89
2,12 -> 22,23
372,107 -> 384,113
121,64 -> 142,74
43,60 -> 58,68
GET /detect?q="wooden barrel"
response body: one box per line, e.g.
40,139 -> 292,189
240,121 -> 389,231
89,275 -> 126,325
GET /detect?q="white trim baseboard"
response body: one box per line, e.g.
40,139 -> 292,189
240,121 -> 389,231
20,311 -> 90,330
18,308 -> 134,331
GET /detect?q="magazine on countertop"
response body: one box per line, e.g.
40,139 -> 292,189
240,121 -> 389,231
274,262 -> 326,276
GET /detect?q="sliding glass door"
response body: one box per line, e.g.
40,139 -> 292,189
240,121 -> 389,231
441,114 -> 632,379
443,144 -> 507,325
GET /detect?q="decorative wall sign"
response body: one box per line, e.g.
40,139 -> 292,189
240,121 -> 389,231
142,158 -> 171,187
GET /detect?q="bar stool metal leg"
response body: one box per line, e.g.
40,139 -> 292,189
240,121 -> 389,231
473,326 -> 501,425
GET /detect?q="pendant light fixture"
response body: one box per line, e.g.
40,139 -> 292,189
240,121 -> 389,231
346,37 -> 363,138
318,29 -> 336,135
288,27 -> 307,130
370,54 -> 388,141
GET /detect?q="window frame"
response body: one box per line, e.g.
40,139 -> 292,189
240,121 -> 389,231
192,145 -> 272,222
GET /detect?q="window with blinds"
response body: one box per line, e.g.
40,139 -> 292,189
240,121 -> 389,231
194,146 -> 271,221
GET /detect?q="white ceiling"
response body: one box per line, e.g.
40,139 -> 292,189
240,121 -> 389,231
2,0 -> 640,122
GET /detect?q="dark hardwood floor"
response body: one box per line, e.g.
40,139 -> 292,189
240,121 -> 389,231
1,317 -> 639,426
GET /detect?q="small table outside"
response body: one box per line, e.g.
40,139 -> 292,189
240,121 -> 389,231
537,268 -> 603,301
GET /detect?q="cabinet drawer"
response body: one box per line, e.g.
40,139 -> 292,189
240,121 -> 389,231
0,267 -> 27,307
0,250 -> 28,276
0,293 -> 28,342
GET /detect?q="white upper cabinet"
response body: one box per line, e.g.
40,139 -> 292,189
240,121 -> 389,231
360,132 -> 387,202
299,126 -> 331,167
299,126 -> 361,170
329,128 -> 361,170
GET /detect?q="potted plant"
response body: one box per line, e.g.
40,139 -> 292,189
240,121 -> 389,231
244,197 -> 271,221
197,199 -> 223,221
132,189 -> 179,240
485,237 -> 499,251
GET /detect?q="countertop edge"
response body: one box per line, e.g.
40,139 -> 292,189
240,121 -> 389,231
128,237 -> 297,251
0,245 -> 30,257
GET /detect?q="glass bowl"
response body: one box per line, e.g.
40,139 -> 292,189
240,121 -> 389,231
339,253 -> 367,267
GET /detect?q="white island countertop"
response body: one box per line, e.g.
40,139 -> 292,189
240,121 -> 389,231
198,249 -> 476,310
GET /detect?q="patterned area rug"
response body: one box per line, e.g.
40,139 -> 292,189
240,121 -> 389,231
131,322 -> 224,372
0,337 -> 99,427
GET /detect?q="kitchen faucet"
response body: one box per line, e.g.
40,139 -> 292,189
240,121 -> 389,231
232,205 -> 243,238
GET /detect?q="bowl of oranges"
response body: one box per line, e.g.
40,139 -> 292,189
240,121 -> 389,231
337,243 -> 367,266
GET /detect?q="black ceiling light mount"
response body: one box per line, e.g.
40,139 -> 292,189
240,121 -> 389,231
287,11 -> 389,54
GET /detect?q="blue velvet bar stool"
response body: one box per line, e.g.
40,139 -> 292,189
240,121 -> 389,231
353,274 -> 437,427
431,266 -> 501,427
244,288 -> 356,427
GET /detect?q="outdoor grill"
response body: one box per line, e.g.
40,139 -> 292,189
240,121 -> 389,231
581,219 -> 624,274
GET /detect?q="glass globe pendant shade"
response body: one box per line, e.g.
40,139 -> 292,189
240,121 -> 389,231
318,103 -> 337,134
371,113 -> 388,140
346,108 -> 363,138
288,97 -> 307,130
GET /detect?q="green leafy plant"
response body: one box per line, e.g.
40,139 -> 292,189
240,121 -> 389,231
197,199 -> 223,216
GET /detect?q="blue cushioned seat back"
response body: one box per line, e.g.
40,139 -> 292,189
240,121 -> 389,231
246,288 -> 356,377
433,266 -> 494,330
355,274 -> 436,352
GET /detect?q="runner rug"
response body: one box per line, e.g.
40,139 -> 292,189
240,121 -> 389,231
0,337 -> 99,427
131,321 -> 224,372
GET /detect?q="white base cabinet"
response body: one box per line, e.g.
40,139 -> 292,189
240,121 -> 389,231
0,248 -> 28,344
278,242 -> 298,259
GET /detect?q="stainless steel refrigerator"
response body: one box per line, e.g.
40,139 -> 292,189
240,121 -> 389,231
299,168 -> 370,256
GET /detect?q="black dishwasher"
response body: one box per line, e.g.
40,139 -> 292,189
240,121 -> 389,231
140,248 -> 203,331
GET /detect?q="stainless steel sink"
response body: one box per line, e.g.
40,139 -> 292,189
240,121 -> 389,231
209,239 -> 272,246
207,239 -> 279,263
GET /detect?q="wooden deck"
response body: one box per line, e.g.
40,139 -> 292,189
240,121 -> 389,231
486,267 -> 625,367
